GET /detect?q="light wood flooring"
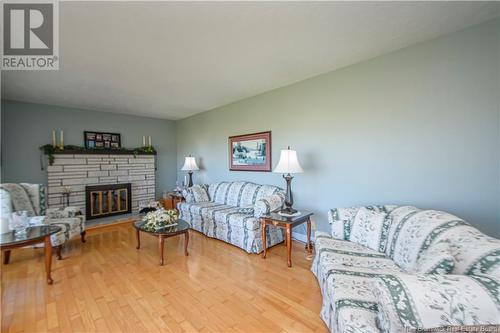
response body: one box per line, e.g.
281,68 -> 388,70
1,222 -> 328,333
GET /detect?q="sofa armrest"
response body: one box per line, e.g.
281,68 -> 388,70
254,193 -> 285,218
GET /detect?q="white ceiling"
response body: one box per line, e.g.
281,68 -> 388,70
2,1 -> 499,120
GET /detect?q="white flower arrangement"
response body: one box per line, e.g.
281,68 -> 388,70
142,208 -> 178,231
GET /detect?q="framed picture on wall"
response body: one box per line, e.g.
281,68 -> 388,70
229,131 -> 271,171
84,131 -> 121,149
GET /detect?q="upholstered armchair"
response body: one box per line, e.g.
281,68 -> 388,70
0,183 -> 86,260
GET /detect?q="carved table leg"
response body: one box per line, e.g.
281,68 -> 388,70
81,231 -> 86,243
261,220 -> 267,259
158,235 -> 165,266
3,250 -> 11,264
45,236 -> 53,284
286,224 -> 292,267
184,231 -> 189,256
136,229 -> 141,249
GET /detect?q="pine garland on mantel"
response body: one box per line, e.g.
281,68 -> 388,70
40,144 -> 156,166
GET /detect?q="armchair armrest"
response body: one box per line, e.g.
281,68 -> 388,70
254,193 -> 285,218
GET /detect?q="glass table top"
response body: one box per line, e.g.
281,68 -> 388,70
262,210 -> 314,224
0,225 -> 61,246
134,219 -> 190,235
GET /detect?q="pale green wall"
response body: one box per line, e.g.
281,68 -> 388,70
1,101 -> 178,197
176,19 -> 500,238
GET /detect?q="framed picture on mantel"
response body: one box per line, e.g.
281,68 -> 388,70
229,131 -> 271,171
84,131 -> 121,149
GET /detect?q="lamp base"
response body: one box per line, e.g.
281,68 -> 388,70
279,207 -> 298,215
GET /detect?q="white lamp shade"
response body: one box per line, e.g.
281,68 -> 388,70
273,148 -> 303,174
181,156 -> 199,171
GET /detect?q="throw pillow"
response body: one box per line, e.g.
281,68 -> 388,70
182,185 -> 209,203
349,207 -> 390,252
410,241 -> 455,275
191,185 -> 209,202
373,274 -> 500,332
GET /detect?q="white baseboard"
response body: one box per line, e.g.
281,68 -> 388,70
292,232 -> 313,244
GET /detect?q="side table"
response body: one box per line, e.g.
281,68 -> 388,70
160,192 -> 185,211
261,211 -> 313,267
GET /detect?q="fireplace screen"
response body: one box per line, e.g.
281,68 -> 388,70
85,183 -> 131,220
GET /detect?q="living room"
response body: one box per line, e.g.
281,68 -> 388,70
1,1 -> 499,333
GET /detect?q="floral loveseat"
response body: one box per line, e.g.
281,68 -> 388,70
178,181 -> 285,253
0,183 -> 86,259
312,205 -> 500,333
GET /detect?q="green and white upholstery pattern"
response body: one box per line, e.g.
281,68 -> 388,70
182,185 -> 210,203
386,209 -> 469,272
328,205 -> 397,247
410,241 -> 455,275
315,205 -> 500,333
312,232 -> 403,333
0,183 -> 85,248
373,274 -> 500,332
179,181 -> 285,253
254,193 -> 285,218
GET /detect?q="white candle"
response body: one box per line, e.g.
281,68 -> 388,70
142,136 -> 146,147
51,130 -> 56,147
60,130 -> 64,148
148,136 -> 152,147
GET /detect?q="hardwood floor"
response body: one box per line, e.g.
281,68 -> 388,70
1,223 -> 328,333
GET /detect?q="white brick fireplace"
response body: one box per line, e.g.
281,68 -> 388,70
47,154 -> 156,217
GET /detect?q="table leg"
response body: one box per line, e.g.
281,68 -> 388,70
158,235 -> 165,266
261,220 -> 267,259
184,231 -> 189,256
3,250 -> 11,264
44,236 -> 53,284
306,218 -> 312,255
286,224 -> 292,267
136,229 -> 141,249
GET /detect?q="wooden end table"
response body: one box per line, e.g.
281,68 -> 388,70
261,211 -> 313,267
134,219 -> 190,266
160,192 -> 185,211
1,225 -> 61,284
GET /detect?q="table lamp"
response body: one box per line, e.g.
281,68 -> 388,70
181,155 -> 199,187
273,146 -> 303,214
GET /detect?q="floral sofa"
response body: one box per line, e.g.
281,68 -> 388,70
0,183 -> 86,259
178,181 -> 285,253
312,205 -> 500,333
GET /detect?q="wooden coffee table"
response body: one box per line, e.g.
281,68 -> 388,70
1,225 -> 61,284
134,219 -> 190,265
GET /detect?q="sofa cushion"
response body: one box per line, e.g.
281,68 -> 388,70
410,241 -> 455,275
182,185 -> 209,203
208,181 -> 283,207
0,183 -> 36,217
349,207 -> 391,252
178,201 -> 228,233
373,274 -> 500,332
254,193 -> 285,218
20,183 -> 46,216
426,224 -> 500,277
386,209 -> 469,272
329,205 -> 397,243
